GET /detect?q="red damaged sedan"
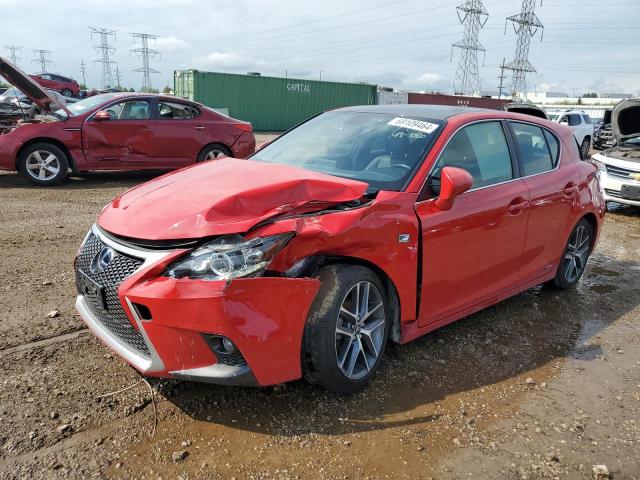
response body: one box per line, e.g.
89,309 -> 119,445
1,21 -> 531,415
75,105 -> 605,393
0,57 -> 255,186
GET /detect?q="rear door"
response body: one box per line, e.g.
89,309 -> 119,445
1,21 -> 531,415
415,120 -> 530,327
508,121 -> 581,283
149,100 -> 206,166
82,98 -> 156,168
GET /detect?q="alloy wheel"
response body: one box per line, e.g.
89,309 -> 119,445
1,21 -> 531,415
205,149 -> 226,160
562,225 -> 590,283
335,281 -> 385,380
25,150 -> 60,181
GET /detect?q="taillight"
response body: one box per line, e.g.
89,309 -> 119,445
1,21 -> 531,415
235,123 -> 252,133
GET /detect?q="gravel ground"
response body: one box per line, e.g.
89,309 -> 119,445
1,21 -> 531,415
0,144 -> 638,480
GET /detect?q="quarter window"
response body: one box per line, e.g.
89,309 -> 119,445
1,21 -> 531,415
511,122 -> 554,175
431,121 -> 513,191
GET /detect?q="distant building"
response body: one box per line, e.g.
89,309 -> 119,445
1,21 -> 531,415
600,92 -> 632,99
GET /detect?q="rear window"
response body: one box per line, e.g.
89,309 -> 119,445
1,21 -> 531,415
510,122 -> 555,176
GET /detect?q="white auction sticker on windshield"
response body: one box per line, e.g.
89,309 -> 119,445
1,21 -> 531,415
387,117 -> 439,134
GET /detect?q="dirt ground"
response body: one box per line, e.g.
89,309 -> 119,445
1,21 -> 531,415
0,145 -> 638,479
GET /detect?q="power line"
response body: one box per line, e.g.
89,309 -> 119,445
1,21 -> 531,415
32,49 -> 53,73
503,0 -> 543,99
451,0 -> 489,96
4,45 -> 21,66
89,26 -> 117,89
131,33 -> 160,91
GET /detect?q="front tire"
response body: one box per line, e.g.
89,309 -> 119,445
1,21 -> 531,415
553,219 -> 593,289
18,143 -> 69,186
580,137 -> 591,160
302,265 -> 390,394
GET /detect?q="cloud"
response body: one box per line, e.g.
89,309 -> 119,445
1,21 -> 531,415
192,52 -> 263,72
155,36 -> 191,53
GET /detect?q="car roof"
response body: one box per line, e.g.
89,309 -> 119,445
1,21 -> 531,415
337,104 -> 490,120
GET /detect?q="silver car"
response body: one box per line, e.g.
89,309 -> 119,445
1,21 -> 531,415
0,86 -> 67,120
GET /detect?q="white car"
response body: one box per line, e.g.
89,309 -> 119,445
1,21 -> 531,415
547,109 -> 594,160
590,98 -> 640,207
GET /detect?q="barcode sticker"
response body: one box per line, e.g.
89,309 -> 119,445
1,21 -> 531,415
387,117 -> 439,134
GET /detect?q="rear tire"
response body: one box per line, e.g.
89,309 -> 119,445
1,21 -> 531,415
302,265 -> 390,394
61,88 -> 73,98
197,143 -> 231,162
580,137 -> 591,160
17,143 -> 69,186
552,218 -> 593,289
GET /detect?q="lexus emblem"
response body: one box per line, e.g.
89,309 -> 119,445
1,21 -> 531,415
90,247 -> 114,274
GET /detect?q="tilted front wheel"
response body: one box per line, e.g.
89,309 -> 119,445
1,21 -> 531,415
553,219 -> 593,289
303,265 -> 390,394
580,137 -> 590,160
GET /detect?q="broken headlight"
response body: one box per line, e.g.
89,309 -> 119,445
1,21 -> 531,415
165,233 -> 293,281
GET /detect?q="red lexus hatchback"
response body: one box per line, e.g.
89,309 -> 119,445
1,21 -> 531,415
0,57 -> 255,185
75,104 -> 605,393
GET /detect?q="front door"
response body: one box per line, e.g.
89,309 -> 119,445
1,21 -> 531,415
415,120 -> 530,327
82,99 -> 155,168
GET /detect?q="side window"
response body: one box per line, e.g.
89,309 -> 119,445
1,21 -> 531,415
543,130 -> 560,167
569,114 -> 581,126
157,102 -> 199,120
511,122 -> 554,176
103,100 -> 151,120
41,74 -> 52,80
431,121 -> 513,192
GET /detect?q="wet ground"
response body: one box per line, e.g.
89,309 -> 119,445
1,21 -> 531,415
0,147 -> 638,479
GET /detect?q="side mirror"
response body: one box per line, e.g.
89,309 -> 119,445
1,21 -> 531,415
94,110 -> 111,121
434,166 -> 473,211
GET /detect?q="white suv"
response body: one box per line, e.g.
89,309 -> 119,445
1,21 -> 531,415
547,110 -> 594,160
590,99 -> 640,207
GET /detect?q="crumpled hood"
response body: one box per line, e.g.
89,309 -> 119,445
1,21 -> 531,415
98,158 -> 368,240
0,56 -> 68,114
611,98 -> 640,142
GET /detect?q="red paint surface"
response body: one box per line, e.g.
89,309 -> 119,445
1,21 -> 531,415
31,73 -> 81,97
0,94 -> 255,173
82,109 -> 604,386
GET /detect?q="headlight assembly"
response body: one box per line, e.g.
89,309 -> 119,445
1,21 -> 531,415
590,158 -> 605,171
165,233 -> 293,281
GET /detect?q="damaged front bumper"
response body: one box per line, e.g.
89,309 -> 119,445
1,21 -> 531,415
74,224 -> 320,387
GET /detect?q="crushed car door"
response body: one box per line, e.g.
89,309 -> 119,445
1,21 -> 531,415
82,99 -> 155,167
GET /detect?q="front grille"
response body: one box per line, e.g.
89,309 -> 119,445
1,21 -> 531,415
605,164 -> 640,181
75,233 -> 151,357
604,188 -> 622,198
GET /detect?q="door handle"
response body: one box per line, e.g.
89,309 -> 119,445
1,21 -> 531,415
507,197 -> 528,215
194,126 -> 205,130
563,182 -> 577,196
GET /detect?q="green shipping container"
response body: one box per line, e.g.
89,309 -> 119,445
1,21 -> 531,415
174,70 -> 377,132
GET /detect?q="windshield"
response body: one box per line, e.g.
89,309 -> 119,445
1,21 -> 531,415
54,93 -> 119,117
251,110 -> 443,192
548,113 -> 560,121
0,87 -> 24,100
623,137 -> 640,146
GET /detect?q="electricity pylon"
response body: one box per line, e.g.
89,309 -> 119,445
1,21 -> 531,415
32,49 -> 53,73
451,0 -> 489,96
131,33 -> 159,91
504,0 -> 544,100
4,45 -> 21,66
89,26 -> 117,89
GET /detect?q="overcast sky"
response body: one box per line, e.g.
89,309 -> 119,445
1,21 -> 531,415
1,0 -> 639,95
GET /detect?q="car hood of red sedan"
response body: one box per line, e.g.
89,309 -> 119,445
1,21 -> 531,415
0,56 -> 69,114
98,158 -> 369,240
